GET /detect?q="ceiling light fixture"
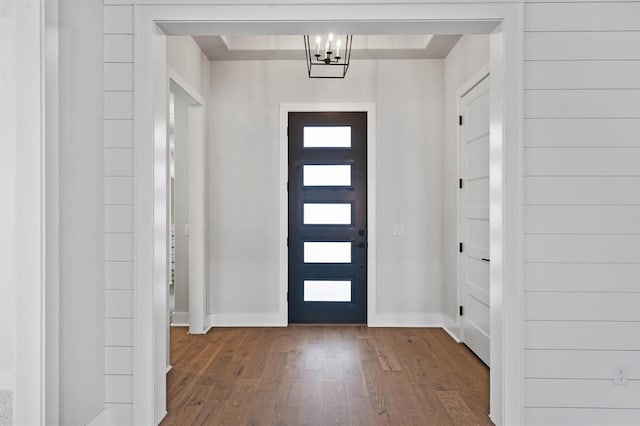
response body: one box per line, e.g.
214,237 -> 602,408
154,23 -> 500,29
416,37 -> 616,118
303,34 -> 353,79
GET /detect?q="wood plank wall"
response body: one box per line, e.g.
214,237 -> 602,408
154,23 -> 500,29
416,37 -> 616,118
523,2 -> 640,424
103,2 -> 135,424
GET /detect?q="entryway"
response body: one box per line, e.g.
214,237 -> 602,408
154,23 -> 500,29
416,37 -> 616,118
288,112 -> 368,324
135,5 -> 525,424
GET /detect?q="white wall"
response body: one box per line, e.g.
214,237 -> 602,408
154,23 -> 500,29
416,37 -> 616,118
59,0 -> 106,424
441,35 -> 490,337
207,59 -> 444,323
523,2 -> 640,424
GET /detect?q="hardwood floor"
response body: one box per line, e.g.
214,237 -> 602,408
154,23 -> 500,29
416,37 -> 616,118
161,326 -> 492,426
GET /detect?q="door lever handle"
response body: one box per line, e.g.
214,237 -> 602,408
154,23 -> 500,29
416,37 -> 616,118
481,258 -> 490,262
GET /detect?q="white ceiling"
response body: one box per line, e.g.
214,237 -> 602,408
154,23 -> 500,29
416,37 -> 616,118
193,34 -> 462,61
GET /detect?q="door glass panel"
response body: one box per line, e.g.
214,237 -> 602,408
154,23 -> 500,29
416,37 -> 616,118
303,165 -> 351,186
303,203 -> 351,225
304,280 -> 351,302
304,242 -> 351,263
303,126 -> 351,148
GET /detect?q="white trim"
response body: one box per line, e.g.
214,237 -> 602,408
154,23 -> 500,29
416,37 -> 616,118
168,72 -> 208,336
279,102 -> 376,327
456,65 -> 490,351
208,313 -> 284,327
14,1 -> 47,424
490,19 -> 525,426
170,312 -> 189,326
187,104 -> 207,335
368,313 -> 443,328
134,13 -> 167,426
442,316 -> 461,342
0,1 -> 17,406
442,324 -> 462,343
168,66 -> 205,107
137,5 -> 524,425
44,0 -> 60,423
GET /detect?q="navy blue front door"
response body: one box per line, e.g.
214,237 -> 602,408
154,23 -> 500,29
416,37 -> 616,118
288,112 -> 367,323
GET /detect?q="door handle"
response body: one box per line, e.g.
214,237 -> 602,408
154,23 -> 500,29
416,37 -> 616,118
355,242 -> 367,248
481,258 -> 490,262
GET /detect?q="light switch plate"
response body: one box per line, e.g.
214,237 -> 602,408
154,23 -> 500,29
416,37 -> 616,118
393,224 -> 406,236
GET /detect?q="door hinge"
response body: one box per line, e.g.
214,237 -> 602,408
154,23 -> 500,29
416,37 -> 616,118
459,242 -> 463,253
459,115 -> 463,126
287,292 -> 289,303
287,181 -> 289,191
459,178 -> 463,189
287,237 -> 289,247
459,305 -> 464,316
287,126 -> 289,137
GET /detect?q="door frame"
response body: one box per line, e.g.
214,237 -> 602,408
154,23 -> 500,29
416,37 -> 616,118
456,64 -> 491,350
135,4 -> 524,426
279,104 -> 377,326
167,68 -> 209,336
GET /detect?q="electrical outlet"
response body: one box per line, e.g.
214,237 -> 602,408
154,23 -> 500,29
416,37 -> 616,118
613,366 -> 628,385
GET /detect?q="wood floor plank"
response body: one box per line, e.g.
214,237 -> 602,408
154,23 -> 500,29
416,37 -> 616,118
245,393 -> 278,426
371,329 -> 403,372
347,396 -> 376,426
298,376 -> 323,426
384,371 -> 428,426
323,381 -> 349,426
411,383 -> 455,426
437,390 -> 489,425
271,379 -> 303,425
162,326 -> 491,426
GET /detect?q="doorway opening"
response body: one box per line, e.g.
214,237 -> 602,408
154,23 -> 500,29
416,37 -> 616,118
287,111 -> 368,324
167,71 -> 208,342
135,6 -> 524,425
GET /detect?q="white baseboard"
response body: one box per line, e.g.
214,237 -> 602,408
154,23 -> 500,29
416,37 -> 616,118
367,313 -> 443,327
208,312 -> 285,327
170,311 -> 189,326
442,315 -> 461,342
87,404 -> 133,426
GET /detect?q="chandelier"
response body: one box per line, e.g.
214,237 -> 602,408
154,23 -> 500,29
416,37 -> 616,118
303,34 -> 353,79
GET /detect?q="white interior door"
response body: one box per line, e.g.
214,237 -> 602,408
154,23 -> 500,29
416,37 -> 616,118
459,75 -> 490,366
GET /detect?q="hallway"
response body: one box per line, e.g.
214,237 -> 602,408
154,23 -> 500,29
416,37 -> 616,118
162,326 -> 491,425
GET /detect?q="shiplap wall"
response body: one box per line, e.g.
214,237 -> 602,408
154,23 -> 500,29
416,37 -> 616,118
102,3 -> 134,424
523,2 -> 640,424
